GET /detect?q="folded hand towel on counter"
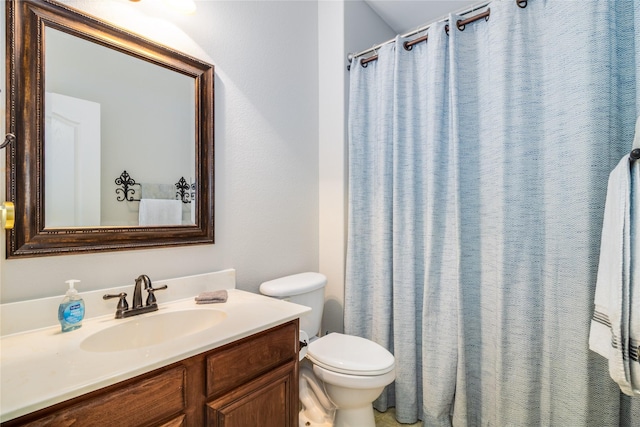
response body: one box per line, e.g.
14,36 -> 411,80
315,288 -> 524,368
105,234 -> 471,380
589,155 -> 640,396
139,199 -> 182,226
195,290 -> 228,304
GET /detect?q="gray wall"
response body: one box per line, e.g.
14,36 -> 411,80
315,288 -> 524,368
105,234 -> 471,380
318,0 -> 395,334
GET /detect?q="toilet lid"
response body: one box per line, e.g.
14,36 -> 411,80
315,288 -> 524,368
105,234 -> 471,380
307,333 -> 395,376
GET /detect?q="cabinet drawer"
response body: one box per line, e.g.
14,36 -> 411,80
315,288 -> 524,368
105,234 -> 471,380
206,321 -> 297,397
14,366 -> 186,427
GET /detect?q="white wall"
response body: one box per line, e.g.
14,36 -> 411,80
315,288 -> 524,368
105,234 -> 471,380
318,0 -> 395,334
0,0 -> 319,303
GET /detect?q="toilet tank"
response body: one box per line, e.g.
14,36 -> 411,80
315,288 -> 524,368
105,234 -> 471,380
259,272 -> 327,338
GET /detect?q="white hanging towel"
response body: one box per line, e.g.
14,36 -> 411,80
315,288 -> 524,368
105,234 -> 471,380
138,199 -> 182,226
589,152 -> 640,396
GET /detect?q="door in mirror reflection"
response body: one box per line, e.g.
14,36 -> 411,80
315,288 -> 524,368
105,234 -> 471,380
45,92 -> 101,227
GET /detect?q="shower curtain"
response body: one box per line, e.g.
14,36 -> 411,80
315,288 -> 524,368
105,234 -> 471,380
345,1 -> 640,425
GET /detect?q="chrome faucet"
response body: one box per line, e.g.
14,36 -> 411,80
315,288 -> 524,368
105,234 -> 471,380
104,275 -> 168,319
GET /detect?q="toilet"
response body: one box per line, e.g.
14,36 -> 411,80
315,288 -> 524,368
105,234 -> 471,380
260,272 -> 395,427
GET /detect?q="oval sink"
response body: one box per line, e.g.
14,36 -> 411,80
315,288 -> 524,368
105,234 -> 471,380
80,309 -> 227,353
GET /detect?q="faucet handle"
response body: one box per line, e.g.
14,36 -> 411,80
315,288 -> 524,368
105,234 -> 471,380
104,293 -> 129,318
146,285 -> 167,306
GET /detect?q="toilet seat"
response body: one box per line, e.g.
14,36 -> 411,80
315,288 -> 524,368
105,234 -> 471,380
307,333 -> 395,376
312,364 -> 396,390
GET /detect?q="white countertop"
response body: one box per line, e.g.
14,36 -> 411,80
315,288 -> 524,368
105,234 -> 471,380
0,282 -> 309,422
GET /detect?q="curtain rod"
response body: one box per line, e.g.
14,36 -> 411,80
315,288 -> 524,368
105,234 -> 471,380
347,0 -> 495,65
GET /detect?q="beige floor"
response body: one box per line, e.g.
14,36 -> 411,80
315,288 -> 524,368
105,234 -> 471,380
374,408 -> 423,427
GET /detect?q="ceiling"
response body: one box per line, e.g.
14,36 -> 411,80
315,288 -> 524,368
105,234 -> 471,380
365,0 -> 482,35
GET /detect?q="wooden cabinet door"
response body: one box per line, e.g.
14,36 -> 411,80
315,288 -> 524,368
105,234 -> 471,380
206,362 -> 295,427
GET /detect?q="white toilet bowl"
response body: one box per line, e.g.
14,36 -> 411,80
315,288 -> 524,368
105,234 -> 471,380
307,333 -> 395,427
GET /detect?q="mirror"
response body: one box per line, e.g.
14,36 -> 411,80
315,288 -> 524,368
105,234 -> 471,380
44,27 -> 196,227
5,0 -> 214,257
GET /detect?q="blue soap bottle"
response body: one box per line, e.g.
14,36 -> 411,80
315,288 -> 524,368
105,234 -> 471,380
58,279 -> 85,333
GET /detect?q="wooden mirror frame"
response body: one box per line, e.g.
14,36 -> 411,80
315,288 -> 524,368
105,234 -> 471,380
5,0 -> 214,258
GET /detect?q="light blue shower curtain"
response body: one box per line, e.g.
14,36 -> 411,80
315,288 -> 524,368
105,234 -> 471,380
345,1 -> 640,425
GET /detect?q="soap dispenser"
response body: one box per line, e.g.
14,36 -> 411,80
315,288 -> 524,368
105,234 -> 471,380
58,279 -> 85,332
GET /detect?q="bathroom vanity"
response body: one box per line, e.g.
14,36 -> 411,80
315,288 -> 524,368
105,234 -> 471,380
3,321 -> 298,426
0,270 -> 309,426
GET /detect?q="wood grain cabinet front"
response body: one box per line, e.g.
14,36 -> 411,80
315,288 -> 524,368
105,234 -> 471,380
1,320 -> 299,427
3,365 -> 187,427
206,362 -> 296,427
205,320 -> 299,427
206,320 -> 297,398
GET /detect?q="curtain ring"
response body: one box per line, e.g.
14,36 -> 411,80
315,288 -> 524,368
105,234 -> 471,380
445,24 -> 450,35
516,0 -> 527,8
404,34 -> 428,51
361,49 -> 378,68
456,8 -> 490,32
403,25 -> 421,51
